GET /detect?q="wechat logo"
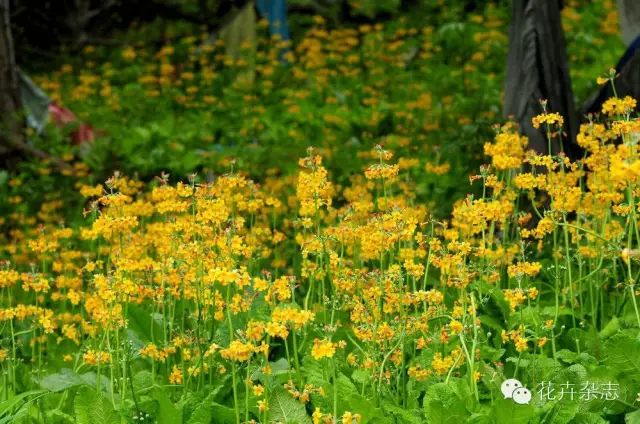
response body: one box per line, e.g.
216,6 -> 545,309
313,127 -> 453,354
501,379 -> 532,405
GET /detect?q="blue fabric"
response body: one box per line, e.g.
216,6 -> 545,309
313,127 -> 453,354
617,35 -> 640,71
255,0 -> 290,45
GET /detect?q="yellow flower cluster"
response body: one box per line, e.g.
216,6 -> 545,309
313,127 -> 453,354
532,112 -> 564,129
2,86 -> 640,421
311,338 -> 336,360
602,96 -> 636,116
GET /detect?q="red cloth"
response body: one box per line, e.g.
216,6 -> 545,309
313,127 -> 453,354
48,102 -> 97,145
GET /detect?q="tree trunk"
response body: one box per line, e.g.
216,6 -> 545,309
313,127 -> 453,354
0,0 -> 22,155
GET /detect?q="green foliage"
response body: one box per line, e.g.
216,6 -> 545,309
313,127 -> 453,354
151,387 -> 182,424
423,379 -> 473,423
352,0 -> 402,18
303,355 -> 387,423
74,387 -> 120,424
491,397 -> 534,424
626,408 -> 640,424
268,387 -> 312,424
0,390 -> 48,424
39,369 -> 111,394
183,383 -> 236,424
603,332 -> 640,378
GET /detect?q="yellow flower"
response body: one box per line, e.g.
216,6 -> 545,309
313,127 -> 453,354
82,350 -> 110,366
507,261 -> 541,278
342,412 -> 354,424
449,320 -> 463,335
311,338 -> 336,360
169,365 -> 183,384
220,340 -> 255,362
503,289 -> 527,312
532,112 -> 564,129
515,337 -> 528,352
431,352 -> 455,376
313,408 -> 323,424
602,96 -> 636,116
252,384 -> 265,396
122,47 -> 136,61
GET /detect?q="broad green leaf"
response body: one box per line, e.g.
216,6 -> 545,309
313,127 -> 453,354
267,387 -> 312,424
538,364 -> 587,424
208,402 -> 240,424
465,411 -> 492,424
178,392 -> 204,422
40,368 -> 110,394
541,401 -> 579,424
74,389 -> 93,422
607,376 -> 640,416
347,393 -> 390,424
480,346 -> 505,363
572,412 -> 606,424
137,395 -> 159,416
351,369 -> 369,386
518,355 -> 561,382
186,386 -> 236,424
506,356 -> 531,368
508,306 -> 541,329
448,377 -> 474,412
255,357 -> 292,390
303,356 -> 362,417
491,397 -> 534,424
133,370 -> 154,393
626,408 -> 640,424
45,409 -> 75,423
185,400 -> 212,424
567,328 -> 600,353
477,315 -> 504,333
39,369 -> 84,392
423,380 -> 470,424
269,358 -> 291,376
542,306 -> 575,318
604,333 -> 640,378
383,403 -> 422,424
74,387 -> 120,424
556,349 -> 580,364
406,379 -> 425,410
151,387 -> 181,424
126,304 -> 163,344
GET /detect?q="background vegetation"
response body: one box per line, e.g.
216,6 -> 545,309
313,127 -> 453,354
1,1 -> 638,423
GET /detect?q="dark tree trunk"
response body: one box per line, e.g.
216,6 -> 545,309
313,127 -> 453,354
0,0 -> 23,156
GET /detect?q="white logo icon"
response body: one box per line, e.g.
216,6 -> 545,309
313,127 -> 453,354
501,379 -> 532,404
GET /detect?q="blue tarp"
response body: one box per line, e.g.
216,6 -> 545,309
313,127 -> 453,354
255,0 -> 290,44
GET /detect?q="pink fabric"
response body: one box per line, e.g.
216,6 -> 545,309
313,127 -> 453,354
48,102 -> 97,145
